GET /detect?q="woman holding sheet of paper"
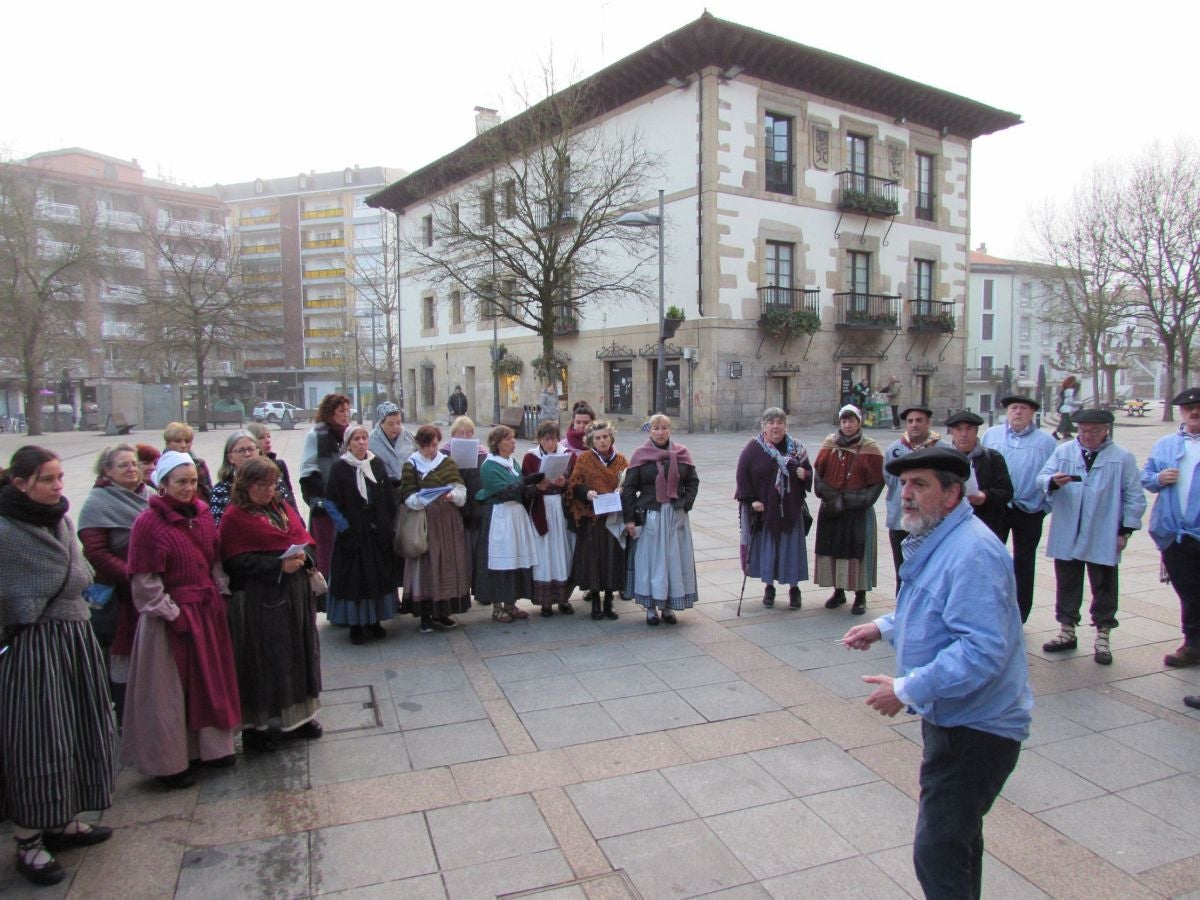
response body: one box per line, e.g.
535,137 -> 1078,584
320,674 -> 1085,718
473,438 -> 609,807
399,425 -> 471,633
474,425 -> 544,623
565,420 -> 628,621
522,420 -> 576,616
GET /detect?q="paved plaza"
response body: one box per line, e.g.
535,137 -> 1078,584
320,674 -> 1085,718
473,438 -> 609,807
4,415 -> 1200,898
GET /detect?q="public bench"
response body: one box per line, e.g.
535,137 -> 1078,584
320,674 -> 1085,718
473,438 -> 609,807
104,413 -> 135,436
186,410 -> 244,428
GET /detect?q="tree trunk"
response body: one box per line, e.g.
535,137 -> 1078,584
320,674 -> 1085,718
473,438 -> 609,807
22,374 -> 41,437
195,353 -> 209,433
1162,339 -> 1177,422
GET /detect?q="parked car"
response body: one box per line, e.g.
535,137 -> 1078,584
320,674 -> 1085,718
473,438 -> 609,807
252,401 -> 300,424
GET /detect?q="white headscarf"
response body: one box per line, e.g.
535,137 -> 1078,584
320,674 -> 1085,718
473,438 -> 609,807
153,450 -> 195,488
340,423 -> 378,501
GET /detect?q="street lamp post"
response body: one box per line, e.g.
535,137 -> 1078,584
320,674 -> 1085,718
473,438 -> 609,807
346,328 -> 363,424
616,189 -> 666,415
354,309 -> 377,421
486,287 -> 501,425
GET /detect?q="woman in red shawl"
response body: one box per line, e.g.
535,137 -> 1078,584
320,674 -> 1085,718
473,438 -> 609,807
123,451 -> 241,788
219,457 -> 322,752
621,415 -> 700,625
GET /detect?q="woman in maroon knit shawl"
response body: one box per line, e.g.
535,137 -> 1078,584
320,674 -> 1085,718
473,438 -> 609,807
122,451 -> 241,788
734,407 -> 813,610
220,457 -> 323,752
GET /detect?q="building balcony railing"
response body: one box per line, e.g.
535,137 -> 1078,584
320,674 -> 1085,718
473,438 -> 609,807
101,322 -> 145,340
304,328 -> 343,338
304,357 -> 343,368
244,271 -> 282,284
303,267 -> 346,279
239,213 -> 279,226
907,299 -> 956,333
301,207 -> 343,220
99,209 -> 143,231
765,160 -> 794,195
833,292 -> 901,330
302,237 -> 345,249
242,243 -> 281,255
965,367 -> 1002,383
244,358 -> 286,369
114,248 -> 146,268
836,171 -> 899,216
36,202 -> 81,224
534,195 -> 578,230
101,284 -> 144,304
37,239 -> 73,260
158,217 -> 223,239
163,253 -> 225,272
304,296 -> 344,309
758,286 -> 820,316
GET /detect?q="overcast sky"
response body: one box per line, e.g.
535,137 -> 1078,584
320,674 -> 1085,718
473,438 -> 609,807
5,0 -> 1196,259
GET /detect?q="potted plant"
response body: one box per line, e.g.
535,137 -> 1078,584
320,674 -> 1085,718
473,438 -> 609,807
662,305 -> 686,339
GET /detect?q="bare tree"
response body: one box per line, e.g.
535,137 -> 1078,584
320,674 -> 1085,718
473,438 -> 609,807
0,160 -> 104,435
345,211 -> 401,402
397,68 -> 661,369
1029,169 -> 1131,407
1109,140 -> 1200,421
139,218 -> 271,431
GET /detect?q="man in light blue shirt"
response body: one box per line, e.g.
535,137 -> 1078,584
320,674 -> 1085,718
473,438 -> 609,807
981,394 -> 1058,622
844,445 -> 1031,900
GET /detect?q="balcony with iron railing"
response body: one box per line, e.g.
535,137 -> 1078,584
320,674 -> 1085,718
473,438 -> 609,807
552,307 -> 579,335
99,209 -> 143,231
303,267 -> 346,280
758,286 -> 820,317
36,201 -> 81,224
158,216 -> 223,239
239,212 -> 279,227
304,296 -> 344,309
836,171 -> 899,216
301,207 -> 343,220
534,195 -> 578,230
101,321 -> 145,340
301,236 -> 345,250
907,299 -> 956,333
833,292 -> 901,330
965,367 -> 1002,383
100,284 -> 144,304
114,248 -> 146,268
242,242 -> 281,255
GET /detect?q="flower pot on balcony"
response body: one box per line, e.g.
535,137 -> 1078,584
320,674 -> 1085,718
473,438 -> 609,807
661,317 -> 682,340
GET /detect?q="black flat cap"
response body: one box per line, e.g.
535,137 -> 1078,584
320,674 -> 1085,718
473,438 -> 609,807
884,445 -> 971,479
1172,387 -> 1200,406
899,405 -> 934,420
1073,408 -> 1115,425
1000,394 -> 1040,410
945,410 -> 985,427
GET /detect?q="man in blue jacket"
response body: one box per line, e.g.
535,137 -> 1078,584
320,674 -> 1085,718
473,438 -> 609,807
843,446 -> 1031,900
1038,408 -> 1145,665
1141,388 -> 1200,691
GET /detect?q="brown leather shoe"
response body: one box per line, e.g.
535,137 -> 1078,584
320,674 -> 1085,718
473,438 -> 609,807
1165,644 -> 1200,668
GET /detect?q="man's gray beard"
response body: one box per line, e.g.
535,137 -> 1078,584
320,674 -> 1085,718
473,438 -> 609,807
901,509 -> 942,536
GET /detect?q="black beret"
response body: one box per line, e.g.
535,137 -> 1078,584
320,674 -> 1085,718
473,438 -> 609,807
884,445 -> 971,479
1073,408 -> 1114,425
1000,394 -> 1040,410
1172,387 -> 1200,406
899,406 -> 934,420
944,410 -> 985,427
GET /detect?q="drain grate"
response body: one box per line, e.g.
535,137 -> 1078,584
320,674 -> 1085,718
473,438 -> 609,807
316,684 -> 381,734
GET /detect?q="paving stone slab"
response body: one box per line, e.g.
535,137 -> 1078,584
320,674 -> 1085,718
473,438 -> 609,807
443,848 -> 575,900
677,680 -> 782,721
520,702 -> 626,750
1114,673 -> 1200,717
870,845 -> 1050,900
800,781 -> 918,855
388,662 -> 472,697
601,691 -> 707,734
427,794 -> 557,871
599,819 -> 755,898
396,687 -> 488,730
661,755 -> 791,816
486,650 -> 571,684
999,749 -> 1108,813
579,665 -> 669,702
621,635 -> 706,663
404,719 -> 508,770
1118,773 -> 1200,838
1104,718 -> 1200,772
1037,793 -> 1200,875
308,730 -> 412,787
309,813 -> 437,894
565,770 -> 696,838
554,643 -> 642,673
503,673 -> 595,713
197,743 -> 309,803
177,833 -> 309,900
1034,732 -> 1181,792
760,855 -> 911,899
1033,687 -> 1157,731
649,654 -> 740,688
1023,705 -> 1095,748
317,872 -> 447,898
705,798 -> 858,879
749,738 -> 881,797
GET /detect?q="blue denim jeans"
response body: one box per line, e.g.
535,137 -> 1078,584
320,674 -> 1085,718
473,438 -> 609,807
914,721 -> 1021,899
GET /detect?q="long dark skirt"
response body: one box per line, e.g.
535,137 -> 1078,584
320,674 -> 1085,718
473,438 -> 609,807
0,619 -> 116,829
571,516 -> 627,593
473,504 -> 535,607
227,571 -> 322,731
402,501 -> 472,619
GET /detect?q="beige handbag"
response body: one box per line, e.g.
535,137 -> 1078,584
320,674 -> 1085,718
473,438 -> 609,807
308,569 -> 329,597
394,503 -> 428,559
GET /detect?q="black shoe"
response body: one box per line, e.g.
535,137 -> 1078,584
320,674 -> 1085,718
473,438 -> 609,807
851,593 -> 867,615
789,586 -> 801,609
541,607 -> 554,617
762,585 -> 776,608
292,720 -> 323,740
368,622 -> 386,639
201,754 -> 236,769
646,611 -> 660,626
14,838 -> 65,887
1184,695 -> 1200,711
602,594 -> 619,620
243,729 -> 279,753
156,768 -> 197,790
42,823 -> 113,852
590,592 -> 603,621
434,616 -> 457,629
825,590 -> 847,609
350,625 -> 366,644
662,610 -> 677,625
558,602 -> 575,615
419,617 -> 435,634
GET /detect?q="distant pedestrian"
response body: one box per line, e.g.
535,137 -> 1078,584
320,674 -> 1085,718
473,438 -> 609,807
879,376 -> 902,428
1054,375 -> 1081,440
448,385 -> 468,418
1038,409 -> 1146,665
981,395 -> 1058,622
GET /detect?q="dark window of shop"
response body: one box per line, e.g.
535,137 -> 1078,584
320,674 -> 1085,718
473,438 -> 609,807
652,360 -> 681,416
607,362 -> 633,415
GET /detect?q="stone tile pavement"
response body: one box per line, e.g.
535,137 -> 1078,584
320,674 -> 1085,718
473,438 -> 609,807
3,416 -> 1200,897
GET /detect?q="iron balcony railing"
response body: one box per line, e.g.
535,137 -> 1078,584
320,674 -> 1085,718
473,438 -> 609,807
833,292 -> 901,330
907,299 -> 956,333
836,171 -> 899,216
758,286 -> 819,316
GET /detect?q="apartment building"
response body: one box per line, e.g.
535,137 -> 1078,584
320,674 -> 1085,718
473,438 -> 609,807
0,148 -> 230,423
369,14 -> 1020,431
217,166 -> 404,411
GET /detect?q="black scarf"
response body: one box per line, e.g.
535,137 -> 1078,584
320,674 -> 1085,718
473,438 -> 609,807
834,429 -> 864,449
0,484 -> 69,528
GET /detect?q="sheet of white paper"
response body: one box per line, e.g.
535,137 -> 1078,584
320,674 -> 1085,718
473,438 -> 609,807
965,469 -> 979,497
539,453 -> 571,480
591,492 -> 623,515
450,438 -> 479,469
279,544 -> 308,559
